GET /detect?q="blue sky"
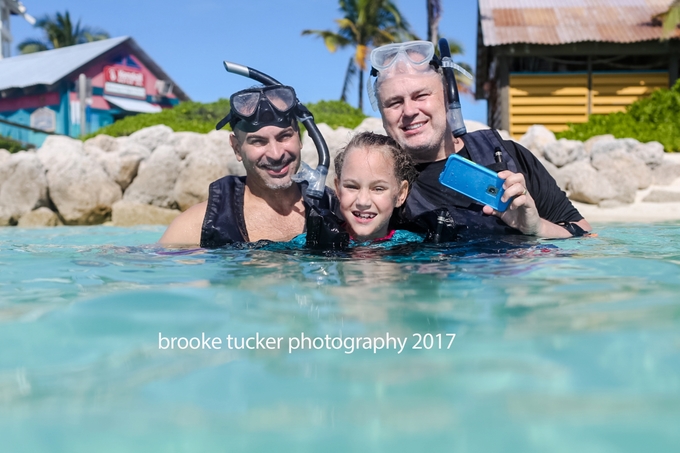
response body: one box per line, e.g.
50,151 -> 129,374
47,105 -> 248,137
8,0 -> 487,123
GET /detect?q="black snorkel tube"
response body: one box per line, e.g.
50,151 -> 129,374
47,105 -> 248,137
222,61 -> 331,200
438,38 -> 467,138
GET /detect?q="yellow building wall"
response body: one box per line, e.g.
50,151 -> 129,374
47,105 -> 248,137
508,72 -> 669,139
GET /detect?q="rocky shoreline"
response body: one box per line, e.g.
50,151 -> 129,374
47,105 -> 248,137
2,119 -> 680,227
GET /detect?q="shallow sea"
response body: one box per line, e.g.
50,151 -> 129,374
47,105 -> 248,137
1,224 -> 679,453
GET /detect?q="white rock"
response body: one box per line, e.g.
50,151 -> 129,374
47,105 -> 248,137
111,200 -> 181,226
37,141 -> 122,224
18,207 -> 62,227
591,138 -> 664,168
123,144 -> 181,209
651,161 -> 680,185
174,141 -> 230,211
354,117 -> 386,134
519,125 -> 556,158
84,134 -> 119,153
591,151 -> 651,190
0,152 -> 49,225
37,135 -> 84,170
630,141 -> 665,167
129,125 -> 173,152
583,134 -> 615,154
566,162 -> 619,205
543,138 -> 587,167
169,131 -> 207,159
86,141 -> 150,192
207,129 -> 245,177
0,149 -> 10,165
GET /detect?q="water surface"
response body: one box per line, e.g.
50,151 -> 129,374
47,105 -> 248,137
1,224 -> 679,453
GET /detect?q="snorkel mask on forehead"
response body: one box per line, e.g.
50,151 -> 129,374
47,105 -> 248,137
216,85 -> 297,133
367,39 -> 472,138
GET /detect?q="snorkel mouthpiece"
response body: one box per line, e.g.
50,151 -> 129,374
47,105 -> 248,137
438,38 -> 467,138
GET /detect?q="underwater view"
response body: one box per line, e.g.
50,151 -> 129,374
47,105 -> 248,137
1,224 -> 679,452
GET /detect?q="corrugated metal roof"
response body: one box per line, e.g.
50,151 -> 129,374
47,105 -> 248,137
0,37 -> 129,91
0,37 -> 190,100
480,0 -> 680,46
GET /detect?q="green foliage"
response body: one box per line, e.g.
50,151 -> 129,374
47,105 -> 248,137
85,98 -> 366,139
302,0 -> 417,109
0,135 -> 33,153
306,100 -> 367,129
84,99 -> 232,138
557,79 -> 680,152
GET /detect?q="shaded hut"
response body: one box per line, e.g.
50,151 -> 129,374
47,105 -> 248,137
476,0 -> 680,138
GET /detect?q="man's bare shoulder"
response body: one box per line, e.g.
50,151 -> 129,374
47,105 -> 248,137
158,201 -> 208,246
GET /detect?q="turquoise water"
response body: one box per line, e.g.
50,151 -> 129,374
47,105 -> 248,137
1,225 -> 679,453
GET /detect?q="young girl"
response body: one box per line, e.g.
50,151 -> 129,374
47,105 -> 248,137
333,131 -> 420,244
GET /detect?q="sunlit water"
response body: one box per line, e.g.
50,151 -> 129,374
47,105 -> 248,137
1,225 -> 679,453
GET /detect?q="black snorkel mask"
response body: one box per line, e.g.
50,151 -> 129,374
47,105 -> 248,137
217,61 -> 349,250
216,85 -> 298,133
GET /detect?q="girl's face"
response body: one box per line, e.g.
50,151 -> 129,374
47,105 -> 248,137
335,146 -> 408,242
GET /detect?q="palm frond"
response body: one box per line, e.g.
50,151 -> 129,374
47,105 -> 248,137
17,39 -> 49,54
302,29 -> 351,52
17,10 -> 110,53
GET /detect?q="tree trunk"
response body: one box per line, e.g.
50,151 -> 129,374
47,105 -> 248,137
340,57 -> 354,102
358,69 -> 364,111
427,0 -> 442,46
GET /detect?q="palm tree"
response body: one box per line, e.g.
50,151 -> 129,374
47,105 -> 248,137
303,0 -> 416,110
426,0 -> 441,46
660,0 -> 680,39
426,1 -> 474,95
17,11 -> 109,54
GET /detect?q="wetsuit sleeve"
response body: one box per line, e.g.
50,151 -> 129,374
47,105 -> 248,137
506,140 -> 584,223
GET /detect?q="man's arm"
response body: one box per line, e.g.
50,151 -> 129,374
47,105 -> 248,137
482,171 -> 592,238
158,201 -> 208,246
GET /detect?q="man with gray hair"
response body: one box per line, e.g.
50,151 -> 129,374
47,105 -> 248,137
368,40 -> 591,239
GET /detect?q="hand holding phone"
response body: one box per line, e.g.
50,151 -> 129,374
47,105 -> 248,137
439,154 -> 511,212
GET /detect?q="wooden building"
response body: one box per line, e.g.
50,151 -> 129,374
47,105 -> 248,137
476,0 -> 680,138
0,36 -> 189,147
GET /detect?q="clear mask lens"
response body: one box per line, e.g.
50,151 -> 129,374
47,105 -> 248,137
232,92 -> 260,117
231,85 -> 297,119
370,41 -> 434,71
265,86 -> 296,112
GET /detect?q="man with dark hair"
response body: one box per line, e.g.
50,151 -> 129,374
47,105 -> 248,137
369,41 -> 591,238
159,86 -> 338,247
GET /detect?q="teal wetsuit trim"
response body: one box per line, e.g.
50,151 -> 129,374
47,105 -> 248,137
289,229 -> 424,248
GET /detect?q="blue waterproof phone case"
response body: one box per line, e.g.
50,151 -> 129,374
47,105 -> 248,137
439,154 -> 511,212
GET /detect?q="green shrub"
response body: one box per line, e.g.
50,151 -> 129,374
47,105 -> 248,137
557,79 -> 680,152
84,98 -> 366,139
305,100 -> 367,130
0,135 -> 34,153
84,99 -> 232,139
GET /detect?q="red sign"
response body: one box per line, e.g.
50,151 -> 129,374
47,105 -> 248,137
104,65 -> 145,87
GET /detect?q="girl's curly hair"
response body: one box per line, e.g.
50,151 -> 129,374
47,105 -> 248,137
334,131 -> 418,190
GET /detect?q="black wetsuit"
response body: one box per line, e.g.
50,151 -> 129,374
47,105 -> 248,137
398,130 -> 583,237
200,175 -> 339,248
